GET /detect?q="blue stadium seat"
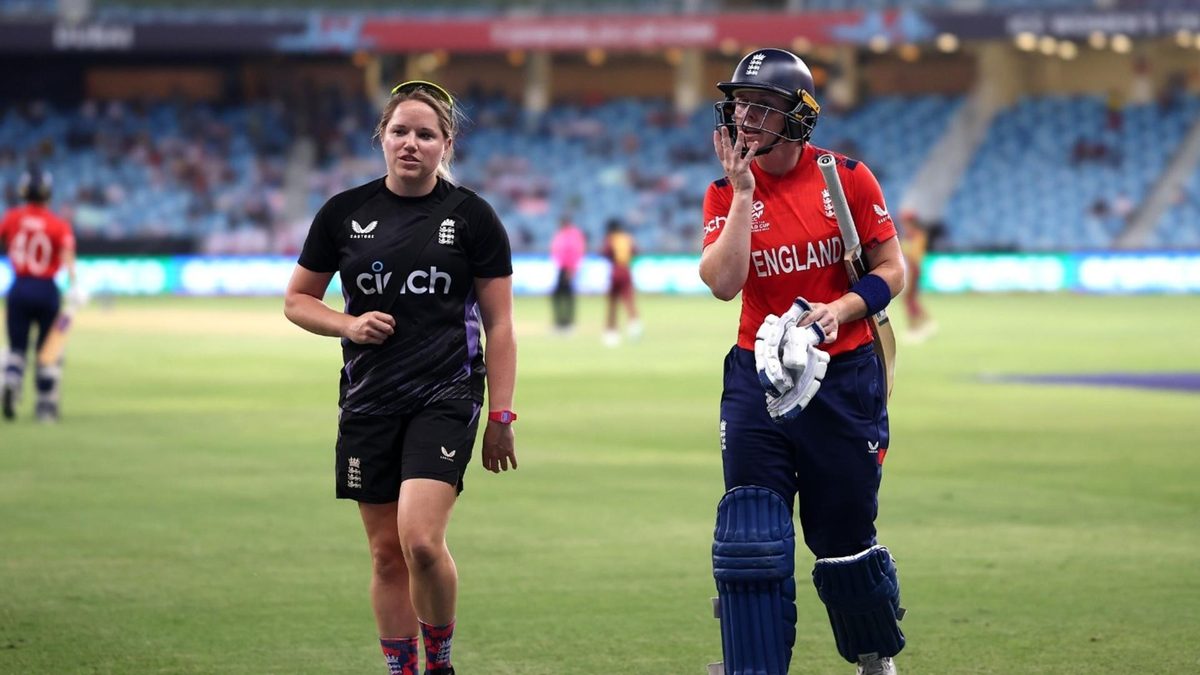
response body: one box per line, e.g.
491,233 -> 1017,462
943,94 -> 1200,251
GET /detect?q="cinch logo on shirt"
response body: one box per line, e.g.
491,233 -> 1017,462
357,260 -> 393,295
356,262 -> 453,296
751,237 -> 844,278
703,204 -> 771,234
704,214 -> 726,235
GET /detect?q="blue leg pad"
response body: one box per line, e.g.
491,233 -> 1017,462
713,486 -> 797,675
812,545 -> 905,663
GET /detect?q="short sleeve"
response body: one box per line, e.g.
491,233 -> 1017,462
297,199 -> 341,273
702,179 -> 732,249
464,196 -> 513,278
846,161 -> 897,251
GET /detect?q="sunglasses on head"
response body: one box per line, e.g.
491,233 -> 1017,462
390,80 -> 454,107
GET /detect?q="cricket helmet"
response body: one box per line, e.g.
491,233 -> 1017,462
18,168 -> 52,203
715,48 -> 821,150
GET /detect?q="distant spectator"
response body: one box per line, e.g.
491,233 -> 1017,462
1071,137 -> 1120,167
1112,191 -> 1134,220
1106,89 -> 1124,131
1159,71 -> 1186,114
1130,57 -> 1154,105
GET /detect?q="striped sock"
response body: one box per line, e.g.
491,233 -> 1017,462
419,619 -> 455,671
380,636 -> 419,675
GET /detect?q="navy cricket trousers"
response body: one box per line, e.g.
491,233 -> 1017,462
5,276 -> 61,354
719,343 -> 890,559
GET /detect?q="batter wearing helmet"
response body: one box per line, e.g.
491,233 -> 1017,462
2,168 -> 78,423
702,49 -> 908,675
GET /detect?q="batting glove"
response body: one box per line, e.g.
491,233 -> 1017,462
766,331 -> 830,422
754,297 -> 817,397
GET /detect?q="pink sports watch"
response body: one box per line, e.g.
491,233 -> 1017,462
488,410 -> 518,424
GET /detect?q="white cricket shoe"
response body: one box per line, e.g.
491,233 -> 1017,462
627,319 -> 644,341
857,654 -> 897,675
36,400 -> 59,424
602,330 -> 621,348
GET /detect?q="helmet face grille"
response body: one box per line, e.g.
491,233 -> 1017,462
714,49 -> 820,148
713,97 -> 819,147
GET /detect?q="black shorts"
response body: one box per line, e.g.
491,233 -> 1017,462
335,399 -> 481,503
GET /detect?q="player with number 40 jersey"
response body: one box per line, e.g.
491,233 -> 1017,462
2,168 -> 79,423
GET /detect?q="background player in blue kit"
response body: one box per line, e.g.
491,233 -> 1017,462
284,81 -> 518,675
700,49 -> 908,675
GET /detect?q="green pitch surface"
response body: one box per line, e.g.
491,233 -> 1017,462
2,293 -> 1198,674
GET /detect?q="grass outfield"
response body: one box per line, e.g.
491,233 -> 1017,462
1,293 -> 1198,674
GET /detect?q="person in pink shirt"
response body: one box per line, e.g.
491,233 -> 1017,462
549,214 -> 585,333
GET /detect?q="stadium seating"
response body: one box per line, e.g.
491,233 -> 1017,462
809,95 -> 961,217
305,93 -> 960,253
0,99 -> 291,252
1149,166 -> 1200,249
942,94 -> 1200,251
801,0 -> 1109,10
3,91 -> 1197,253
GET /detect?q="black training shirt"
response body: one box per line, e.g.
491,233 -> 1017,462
298,176 -> 513,415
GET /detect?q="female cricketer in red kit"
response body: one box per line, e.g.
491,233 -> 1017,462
700,49 -> 908,675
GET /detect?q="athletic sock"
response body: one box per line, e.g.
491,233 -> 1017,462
380,636 -> 419,675
419,619 -> 455,671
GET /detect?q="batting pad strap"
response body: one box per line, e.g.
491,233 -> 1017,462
35,366 -> 63,388
713,486 -> 797,675
849,273 -> 891,317
812,545 -> 905,664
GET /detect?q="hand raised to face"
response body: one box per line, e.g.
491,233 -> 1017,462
713,126 -> 758,195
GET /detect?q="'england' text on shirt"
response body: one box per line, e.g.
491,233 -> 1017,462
751,237 -> 843,278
